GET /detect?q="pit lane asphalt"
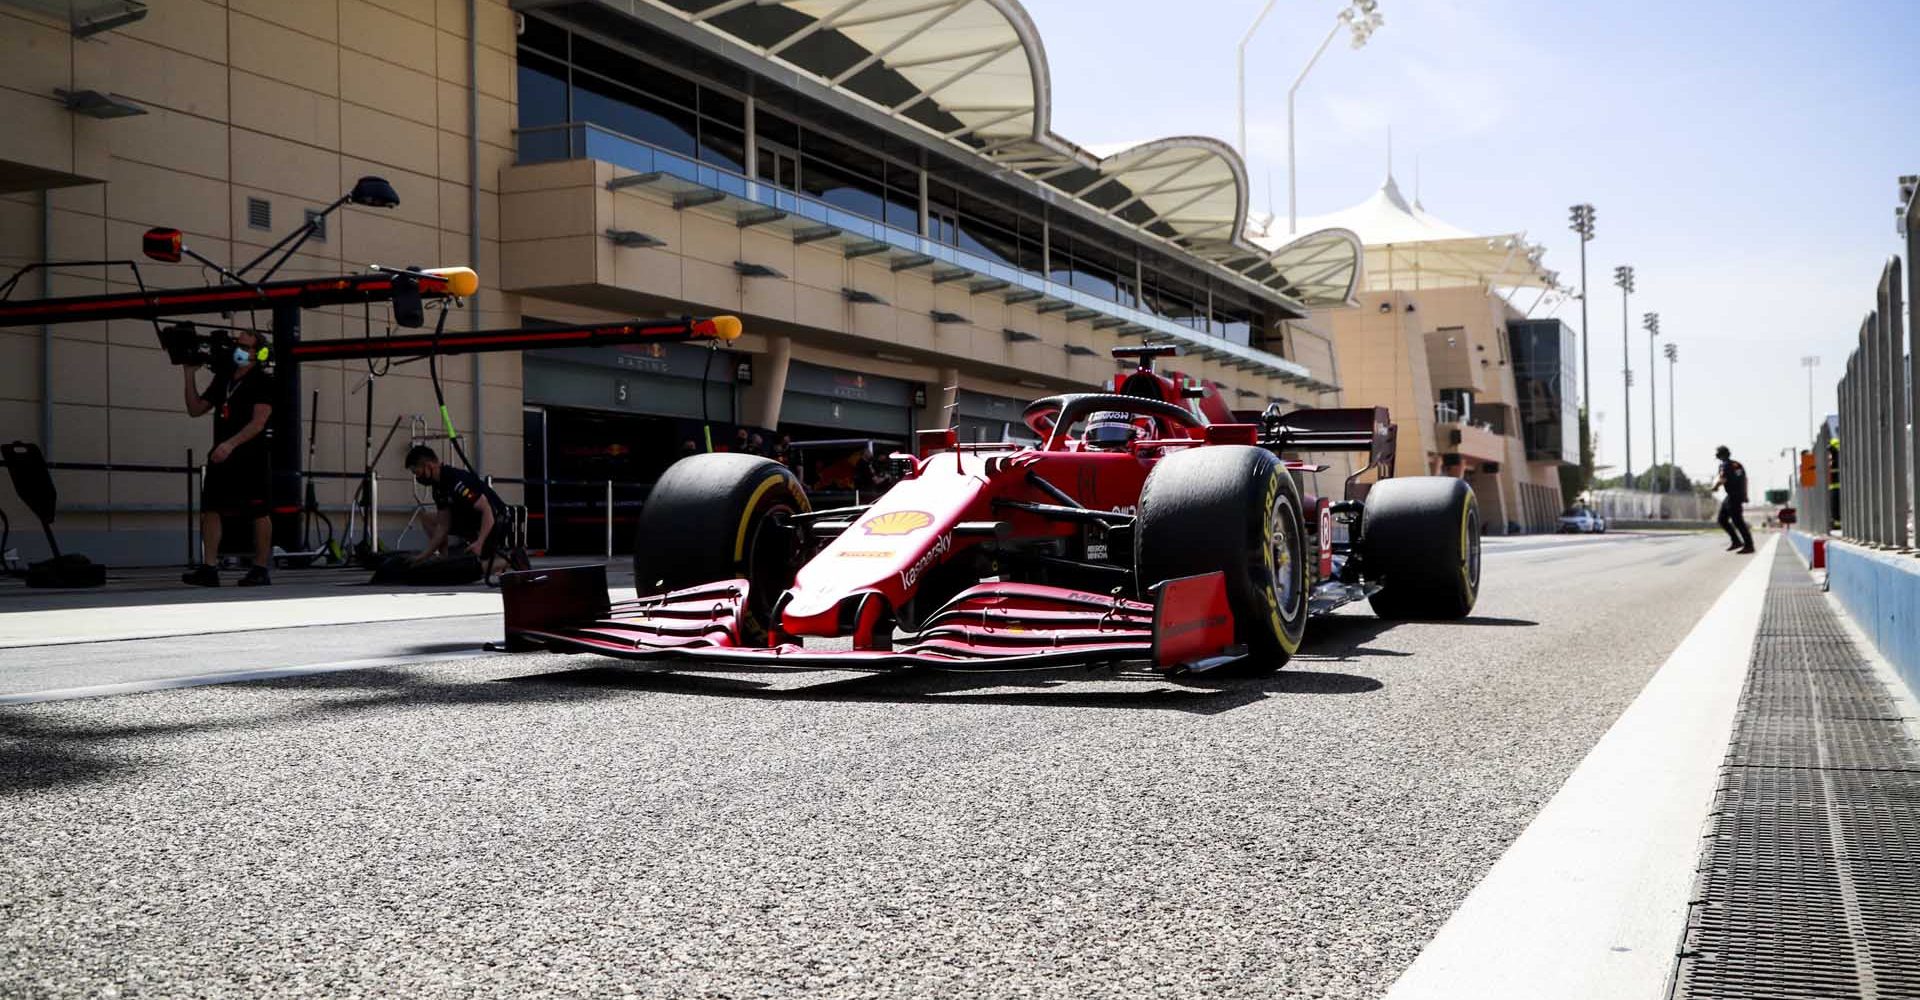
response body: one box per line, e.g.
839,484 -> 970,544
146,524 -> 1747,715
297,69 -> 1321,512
1,531 -> 1748,999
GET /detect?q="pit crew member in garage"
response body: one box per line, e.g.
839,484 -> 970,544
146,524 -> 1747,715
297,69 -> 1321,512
1711,444 -> 1755,554
405,445 -> 524,575
181,329 -> 275,587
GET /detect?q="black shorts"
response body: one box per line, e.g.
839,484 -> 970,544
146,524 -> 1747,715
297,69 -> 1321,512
201,456 -> 271,517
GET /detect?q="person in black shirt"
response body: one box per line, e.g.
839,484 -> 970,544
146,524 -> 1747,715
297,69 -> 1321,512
1711,445 -> 1755,554
181,329 -> 275,586
405,445 -> 521,574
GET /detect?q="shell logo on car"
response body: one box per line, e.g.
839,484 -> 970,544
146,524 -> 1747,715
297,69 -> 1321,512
862,510 -> 933,536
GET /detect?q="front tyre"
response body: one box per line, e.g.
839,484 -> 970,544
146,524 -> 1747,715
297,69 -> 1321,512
1136,446 -> 1308,668
633,453 -> 809,642
1360,476 -> 1480,620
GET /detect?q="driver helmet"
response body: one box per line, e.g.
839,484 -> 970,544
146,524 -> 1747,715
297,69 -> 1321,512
1083,410 -> 1141,450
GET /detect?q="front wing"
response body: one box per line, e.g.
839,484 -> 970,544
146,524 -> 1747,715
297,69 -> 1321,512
500,566 -> 1240,673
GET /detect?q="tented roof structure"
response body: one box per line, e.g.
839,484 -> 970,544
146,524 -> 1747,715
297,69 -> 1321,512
1260,174 -> 1560,294
597,0 -> 1360,308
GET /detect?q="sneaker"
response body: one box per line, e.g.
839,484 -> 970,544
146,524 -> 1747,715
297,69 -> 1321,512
238,565 -> 272,587
182,564 -> 219,587
1739,546 -> 1756,554
1726,542 -> 1744,551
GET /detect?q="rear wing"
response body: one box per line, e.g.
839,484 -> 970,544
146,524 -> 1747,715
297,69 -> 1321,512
1235,405 -> 1398,500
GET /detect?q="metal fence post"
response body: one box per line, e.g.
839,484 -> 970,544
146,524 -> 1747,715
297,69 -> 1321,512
1880,305 -> 1891,546
1875,303 -> 1892,546
1860,314 -> 1878,544
605,479 -> 614,563
1843,358 -> 1856,539
1884,259 -> 1910,548
1907,219 -> 1920,551
370,474 -> 380,553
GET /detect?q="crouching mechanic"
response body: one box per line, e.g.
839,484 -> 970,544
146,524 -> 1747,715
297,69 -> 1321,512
404,445 -> 525,576
181,329 -> 275,587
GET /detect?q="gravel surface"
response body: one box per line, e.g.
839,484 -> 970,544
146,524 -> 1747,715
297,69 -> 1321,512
0,532 -> 1747,999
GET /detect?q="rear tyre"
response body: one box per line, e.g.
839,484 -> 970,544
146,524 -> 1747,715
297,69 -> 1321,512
1136,446 -> 1307,669
633,453 -> 809,642
1361,477 -> 1480,620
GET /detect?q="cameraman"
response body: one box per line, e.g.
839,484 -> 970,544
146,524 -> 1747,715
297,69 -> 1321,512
181,329 -> 275,586
405,445 -> 519,575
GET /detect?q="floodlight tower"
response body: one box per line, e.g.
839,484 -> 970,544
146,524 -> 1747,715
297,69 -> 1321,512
1287,0 -> 1384,234
1568,204 -> 1595,424
1238,1 -> 1280,159
1614,264 -> 1636,488
1643,311 -> 1660,487
1800,355 -> 1820,437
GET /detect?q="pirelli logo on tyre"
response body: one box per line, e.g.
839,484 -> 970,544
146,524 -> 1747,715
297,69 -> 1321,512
861,510 -> 933,536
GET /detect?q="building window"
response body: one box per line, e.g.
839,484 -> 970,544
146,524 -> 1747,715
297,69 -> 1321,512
519,17 -> 748,174
570,71 -> 696,158
518,51 -> 569,129
758,144 -> 799,190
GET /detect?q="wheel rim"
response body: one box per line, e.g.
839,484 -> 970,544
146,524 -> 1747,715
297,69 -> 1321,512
744,503 -> 797,619
1464,505 -> 1482,592
1270,496 -> 1302,623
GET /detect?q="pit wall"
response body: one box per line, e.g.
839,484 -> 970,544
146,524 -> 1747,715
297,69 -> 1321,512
1791,531 -> 1920,698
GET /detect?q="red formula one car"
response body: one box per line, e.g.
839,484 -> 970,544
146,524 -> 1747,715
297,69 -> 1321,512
502,345 -> 1481,674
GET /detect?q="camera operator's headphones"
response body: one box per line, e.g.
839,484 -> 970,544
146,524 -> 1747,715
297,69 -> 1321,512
226,330 -> 270,366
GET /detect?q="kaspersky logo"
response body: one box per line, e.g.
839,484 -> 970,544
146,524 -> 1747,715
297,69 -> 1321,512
861,510 -> 932,536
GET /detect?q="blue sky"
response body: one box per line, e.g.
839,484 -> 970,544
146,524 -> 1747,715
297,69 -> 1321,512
1024,0 -> 1919,491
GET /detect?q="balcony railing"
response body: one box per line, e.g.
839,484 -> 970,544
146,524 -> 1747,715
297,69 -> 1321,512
513,121 -> 1329,391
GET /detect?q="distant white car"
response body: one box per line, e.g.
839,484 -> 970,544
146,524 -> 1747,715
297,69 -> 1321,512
1557,506 -> 1608,534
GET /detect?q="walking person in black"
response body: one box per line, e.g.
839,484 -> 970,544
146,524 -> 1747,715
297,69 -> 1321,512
1711,445 -> 1755,554
181,329 -> 275,586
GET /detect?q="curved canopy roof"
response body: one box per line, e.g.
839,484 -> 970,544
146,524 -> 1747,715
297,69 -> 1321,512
628,0 -> 1345,308
1274,174 -> 1560,293
1250,226 -> 1364,308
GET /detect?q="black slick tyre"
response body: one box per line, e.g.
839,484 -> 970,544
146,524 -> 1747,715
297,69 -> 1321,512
1360,476 -> 1480,620
633,453 -> 809,642
1135,445 -> 1308,668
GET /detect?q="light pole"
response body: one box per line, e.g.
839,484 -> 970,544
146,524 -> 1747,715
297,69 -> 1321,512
1236,0 -> 1281,160
1568,204 -> 1595,430
1614,264 -> 1636,489
1288,0 -> 1383,235
1643,311 -> 1660,488
1664,341 -> 1678,494
1799,355 -> 1820,435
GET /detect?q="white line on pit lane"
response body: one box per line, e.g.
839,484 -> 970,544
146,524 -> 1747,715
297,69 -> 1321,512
1385,535 -> 1775,1000
1481,535 -> 1654,557
0,649 -> 500,705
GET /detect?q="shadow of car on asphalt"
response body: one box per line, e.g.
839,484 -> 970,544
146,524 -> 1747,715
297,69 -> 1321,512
0,613 -> 1542,794
494,662 -> 1385,716
491,613 -> 1544,712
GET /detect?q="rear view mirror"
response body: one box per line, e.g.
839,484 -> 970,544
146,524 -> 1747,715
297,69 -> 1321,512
142,228 -> 183,263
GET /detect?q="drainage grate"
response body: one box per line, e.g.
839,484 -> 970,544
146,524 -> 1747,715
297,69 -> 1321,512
1673,546 -> 1920,1000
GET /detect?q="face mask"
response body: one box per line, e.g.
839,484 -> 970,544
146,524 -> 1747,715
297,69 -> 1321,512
232,346 -> 254,367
